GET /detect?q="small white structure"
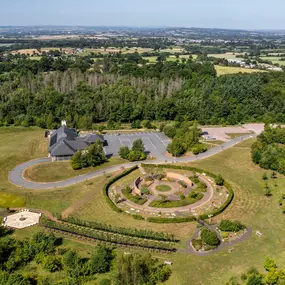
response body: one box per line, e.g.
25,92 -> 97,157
3,210 -> 41,229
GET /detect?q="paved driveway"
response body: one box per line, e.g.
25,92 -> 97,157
9,134 -> 256,190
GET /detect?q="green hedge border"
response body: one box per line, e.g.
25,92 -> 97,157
103,165 -> 138,213
141,164 -> 234,221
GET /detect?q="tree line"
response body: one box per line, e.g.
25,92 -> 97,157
1,55 -> 285,128
252,125 -> 285,175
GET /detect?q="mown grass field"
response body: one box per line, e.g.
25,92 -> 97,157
3,128 -> 285,285
215,65 -> 266,76
260,56 -> 285,66
0,127 -> 48,207
24,157 -> 126,182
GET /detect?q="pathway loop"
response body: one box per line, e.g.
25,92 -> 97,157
9,134 -> 256,190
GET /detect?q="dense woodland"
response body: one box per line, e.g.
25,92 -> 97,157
1,53 -> 285,128
0,228 -> 171,285
252,125 -> 285,175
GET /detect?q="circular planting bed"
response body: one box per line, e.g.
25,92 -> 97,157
155,184 -> 172,192
106,165 -> 233,223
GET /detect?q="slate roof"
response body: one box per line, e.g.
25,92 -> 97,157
49,126 -> 104,157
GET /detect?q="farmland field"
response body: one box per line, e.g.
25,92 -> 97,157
215,65 -> 266,76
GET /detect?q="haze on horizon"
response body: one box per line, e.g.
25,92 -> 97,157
2,0 -> 285,30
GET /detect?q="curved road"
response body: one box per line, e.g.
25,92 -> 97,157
9,134 -> 256,190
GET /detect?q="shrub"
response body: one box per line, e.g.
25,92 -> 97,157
192,144 -> 208,155
154,173 -> 166,180
147,216 -> 196,223
131,120 -> 141,129
132,215 -> 144,220
178,180 -> 187,188
219,220 -> 246,232
215,174 -> 224,186
43,256 -> 62,272
180,194 -> 185,200
200,228 -> 220,247
128,150 -> 146,162
262,173 -> 268,180
264,185 -> 272,196
192,239 -> 203,251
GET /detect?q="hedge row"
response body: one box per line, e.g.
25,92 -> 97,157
142,164 -> 234,221
103,165 -> 138,213
64,216 -> 176,242
147,216 -> 196,223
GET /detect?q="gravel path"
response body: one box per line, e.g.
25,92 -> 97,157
9,134 -> 256,190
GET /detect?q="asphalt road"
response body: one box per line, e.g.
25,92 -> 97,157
9,133 -> 256,190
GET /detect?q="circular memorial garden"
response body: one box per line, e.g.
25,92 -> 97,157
107,164 -> 233,222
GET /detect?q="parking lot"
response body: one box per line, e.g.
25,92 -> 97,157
103,132 -> 171,160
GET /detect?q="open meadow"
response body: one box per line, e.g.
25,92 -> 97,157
2,128 -> 285,284
215,65 -> 266,76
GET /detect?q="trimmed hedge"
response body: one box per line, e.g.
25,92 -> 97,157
147,216 -> 196,223
142,164 -> 234,220
103,165 -> 138,213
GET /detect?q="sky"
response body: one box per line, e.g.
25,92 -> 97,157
1,0 -> 285,29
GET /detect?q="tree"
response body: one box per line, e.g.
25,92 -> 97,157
88,246 -> 114,274
87,140 -> 106,167
119,146 -> 130,159
167,138 -> 186,157
132,138 -> 145,153
116,253 -> 171,285
215,174 -> 224,186
71,150 -> 83,170
142,120 -> 152,129
43,255 -> 62,272
200,228 -> 220,247
264,257 -> 277,271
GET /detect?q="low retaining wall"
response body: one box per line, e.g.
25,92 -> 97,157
133,177 -> 142,196
166,172 -> 193,187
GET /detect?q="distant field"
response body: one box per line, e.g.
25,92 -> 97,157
215,65 -> 266,76
143,54 -> 197,63
259,56 -> 285,66
208,53 -> 240,60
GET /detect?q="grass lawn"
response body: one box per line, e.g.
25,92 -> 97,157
0,127 -> 49,207
5,128 -> 285,285
23,157 -> 127,182
166,138 -> 285,285
155,184 -> 172,192
215,65 -> 266,76
259,56 -> 285,66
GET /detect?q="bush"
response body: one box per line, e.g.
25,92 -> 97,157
215,174 -> 224,186
132,215 -> 144,220
200,228 -> 220,247
178,180 -> 187,188
192,239 -> 203,251
147,216 -> 196,223
131,120 -> 141,129
128,150 -> 146,162
219,220 -> 246,232
192,144 -> 208,155
43,256 -> 62,272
